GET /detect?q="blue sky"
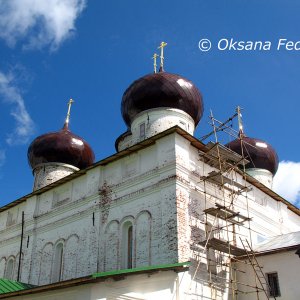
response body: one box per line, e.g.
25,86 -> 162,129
0,0 -> 300,207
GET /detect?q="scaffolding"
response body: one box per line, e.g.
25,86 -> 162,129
186,108 -> 276,300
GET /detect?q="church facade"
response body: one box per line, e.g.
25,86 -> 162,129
0,46 -> 300,299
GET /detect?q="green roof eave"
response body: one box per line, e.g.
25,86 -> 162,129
92,262 -> 191,279
0,279 -> 35,294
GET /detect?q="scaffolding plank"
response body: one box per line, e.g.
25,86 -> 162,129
199,237 -> 247,256
201,142 -> 249,169
204,205 -> 250,224
206,142 -> 248,163
216,203 -> 250,221
201,171 -> 249,191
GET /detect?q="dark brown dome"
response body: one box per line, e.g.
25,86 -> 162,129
121,71 -> 204,127
28,124 -> 95,170
225,137 -> 279,175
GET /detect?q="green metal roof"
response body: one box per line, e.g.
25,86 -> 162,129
0,278 -> 35,294
92,262 -> 191,278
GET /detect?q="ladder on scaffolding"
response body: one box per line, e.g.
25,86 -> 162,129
239,238 -> 277,300
199,204 -> 275,299
199,204 -> 250,299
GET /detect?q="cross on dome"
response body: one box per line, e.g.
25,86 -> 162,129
158,41 -> 167,72
64,98 -> 74,129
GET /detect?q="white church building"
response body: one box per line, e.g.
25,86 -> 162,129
0,45 -> 299,300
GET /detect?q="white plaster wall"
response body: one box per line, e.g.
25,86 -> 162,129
4,270 -> 213,300
91,271 -> 179,300
0,269 -> 244,300
0,134 -> 180,286
3,271 -> 180,300
236,250 -> 300,300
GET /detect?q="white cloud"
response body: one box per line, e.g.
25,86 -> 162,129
0,0 -> 86,50
0,70 -> 35,145
273,161 -> 300,206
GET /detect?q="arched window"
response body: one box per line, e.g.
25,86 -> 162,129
122,221 -> 134,269
5,258 -> 15,280
51,243 -> 64,282
127,225 -> 133,268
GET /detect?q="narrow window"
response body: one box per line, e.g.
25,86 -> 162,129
5,258 -> 14,280
139,123 -> 145,140
122,221 -> 134,269
52,243 -> 64,282
267,272 -> 281,297
127,225 -> 133,269
179,120 -> 187,130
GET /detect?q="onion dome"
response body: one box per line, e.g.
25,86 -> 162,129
225,137 -> 279,175
28,122 -> 95,170
121,71 -> 204,127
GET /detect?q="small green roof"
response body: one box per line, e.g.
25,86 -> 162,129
0,278 -> 35,294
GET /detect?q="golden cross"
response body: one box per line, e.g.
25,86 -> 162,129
158,41 -> 167,71
65,98 -> 74,124
152,53 -> 159,73
236,106 -> 244,138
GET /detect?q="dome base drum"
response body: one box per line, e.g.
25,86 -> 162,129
116,108 -> 195,152
33,162 -> 79,191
